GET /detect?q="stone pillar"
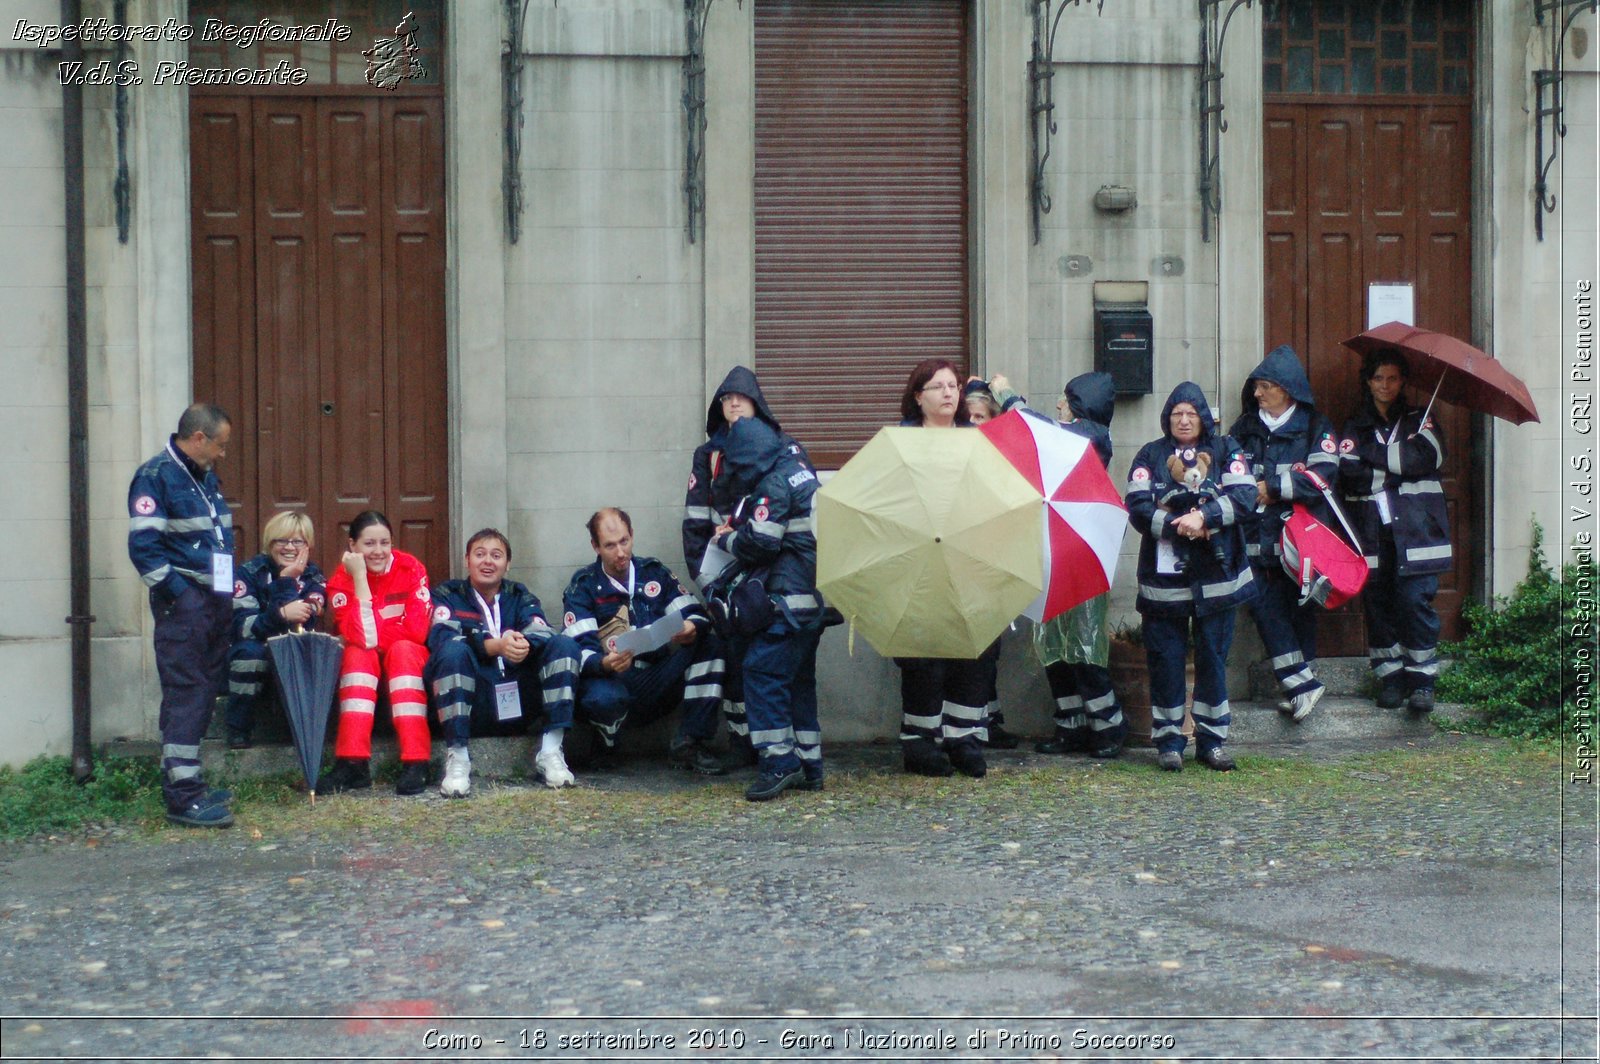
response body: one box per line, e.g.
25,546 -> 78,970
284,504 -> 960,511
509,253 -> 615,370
973,0 -> 1031,387
703,0 -> 755,397
448,0 -> 511,547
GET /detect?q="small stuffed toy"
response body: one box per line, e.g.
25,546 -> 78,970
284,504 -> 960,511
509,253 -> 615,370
1166,447 -> 1227,566
1166,446 -> 1211,490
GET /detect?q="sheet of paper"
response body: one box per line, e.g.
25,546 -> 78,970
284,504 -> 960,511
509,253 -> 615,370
699,541 -> 736,584
1156,539 -> 1184,575
1367,283 -> 1414,328
612,611 -> 685,655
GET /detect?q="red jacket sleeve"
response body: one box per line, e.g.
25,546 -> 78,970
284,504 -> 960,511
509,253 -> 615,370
326,566 -> 377,649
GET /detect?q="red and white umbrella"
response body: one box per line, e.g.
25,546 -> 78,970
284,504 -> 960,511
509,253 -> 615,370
978,409 -> 1127,622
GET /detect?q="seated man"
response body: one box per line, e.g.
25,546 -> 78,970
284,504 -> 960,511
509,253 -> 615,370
562,508 -> 727,775
425,528 -> 584,795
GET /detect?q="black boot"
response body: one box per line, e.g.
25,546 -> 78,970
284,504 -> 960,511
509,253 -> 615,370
983,722 -> 1021,749
945,740 -> 987,779
902,737 -> 954,777
319,758 -> 371,793
1035,728 -> 1091,755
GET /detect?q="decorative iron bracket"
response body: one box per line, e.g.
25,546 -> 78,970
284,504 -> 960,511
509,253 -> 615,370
504,0 -> 530,244
683,0 -> 720,244
1197,0 -> 1254,243
1532,0 -> 1597,241
1029,0 -> 1104,245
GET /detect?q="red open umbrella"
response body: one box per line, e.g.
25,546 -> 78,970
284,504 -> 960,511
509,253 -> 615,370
1341,322 -> 1539,425
978,409 -> 1127,623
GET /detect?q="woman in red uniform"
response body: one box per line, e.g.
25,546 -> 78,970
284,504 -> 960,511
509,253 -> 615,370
320,510 -> 433,795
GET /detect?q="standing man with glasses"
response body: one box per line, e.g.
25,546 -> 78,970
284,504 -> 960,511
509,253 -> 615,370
128,403 -> 238,828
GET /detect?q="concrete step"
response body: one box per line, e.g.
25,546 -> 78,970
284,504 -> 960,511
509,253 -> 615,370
101,696 -> 1481,785
1227,695 -> 1476,743
104,733 -> 546,788
1247,655 -> 1375,699
1245,655 -> 1458,701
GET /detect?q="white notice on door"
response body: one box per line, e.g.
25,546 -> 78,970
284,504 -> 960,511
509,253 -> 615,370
1367,283 -> 1414,329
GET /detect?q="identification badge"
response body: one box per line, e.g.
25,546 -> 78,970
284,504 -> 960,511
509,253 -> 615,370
211,552 -> 234,593
1156,539 -> 1185,575
494,681 -> 523,722
1376,492 -> 1393,526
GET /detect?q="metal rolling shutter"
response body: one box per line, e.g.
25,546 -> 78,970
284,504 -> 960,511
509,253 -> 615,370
754,0 -> 969,468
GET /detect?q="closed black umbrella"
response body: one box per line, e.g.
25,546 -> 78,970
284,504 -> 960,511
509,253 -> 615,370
267,629 -> 343,801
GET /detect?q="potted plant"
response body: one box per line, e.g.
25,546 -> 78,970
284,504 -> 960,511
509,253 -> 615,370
1107,618 -> 1193,746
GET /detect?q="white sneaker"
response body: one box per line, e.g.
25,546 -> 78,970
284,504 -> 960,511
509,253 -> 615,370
534,748 -> 575,789
1290,685 -> 1325,722
441,747 -> 471,798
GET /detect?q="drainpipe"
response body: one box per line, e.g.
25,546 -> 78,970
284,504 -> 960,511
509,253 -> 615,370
62,0 -> 95,783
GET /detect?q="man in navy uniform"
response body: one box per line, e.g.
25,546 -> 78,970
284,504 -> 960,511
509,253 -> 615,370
425,528 -> 584,795
128,403 -> 237,828
563,508 -> 727,774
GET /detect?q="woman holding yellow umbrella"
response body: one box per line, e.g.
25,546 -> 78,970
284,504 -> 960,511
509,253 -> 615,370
892,358 -> 994,778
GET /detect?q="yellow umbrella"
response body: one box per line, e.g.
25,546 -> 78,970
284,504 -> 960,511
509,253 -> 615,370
817,426 -> 1044,658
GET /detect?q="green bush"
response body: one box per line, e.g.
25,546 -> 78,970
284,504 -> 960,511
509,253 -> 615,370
0,755 -> 165,841
1438,521 -> 1594,739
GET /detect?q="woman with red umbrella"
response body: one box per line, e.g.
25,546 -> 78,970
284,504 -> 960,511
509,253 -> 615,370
1338,348 -> 1452,714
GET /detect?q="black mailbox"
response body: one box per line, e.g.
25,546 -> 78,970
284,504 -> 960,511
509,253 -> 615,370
1094,303 -> 1153,396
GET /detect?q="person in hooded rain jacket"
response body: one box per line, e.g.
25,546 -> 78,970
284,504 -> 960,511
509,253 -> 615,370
683,366 -> 813,763
990,371 -> 1128,759
1338,348 -> 1452,714
1125,381 -> 1257,771
1227,345 -> 1341,722
706,415 -> 825,801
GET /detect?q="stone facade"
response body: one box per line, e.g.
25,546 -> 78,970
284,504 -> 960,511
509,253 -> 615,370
0,0 -> 1592,764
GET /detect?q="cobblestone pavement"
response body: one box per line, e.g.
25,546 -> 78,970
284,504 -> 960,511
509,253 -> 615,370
0,731 -> 1594,1063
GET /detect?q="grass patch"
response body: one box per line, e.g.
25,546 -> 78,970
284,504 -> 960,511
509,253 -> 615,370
1,742 -> 1564,845
0,756 -> 165,841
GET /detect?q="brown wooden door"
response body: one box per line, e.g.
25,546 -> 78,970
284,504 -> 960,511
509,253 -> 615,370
192,95 -> 449,583
1263,99 -> 1473,649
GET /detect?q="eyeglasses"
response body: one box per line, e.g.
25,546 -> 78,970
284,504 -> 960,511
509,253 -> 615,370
271,538 -> 309,549
921,382 -> 960,394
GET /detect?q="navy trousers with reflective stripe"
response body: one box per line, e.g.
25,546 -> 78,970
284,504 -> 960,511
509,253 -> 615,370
896,655 -> 990,748
1364,534 -> 1441,691
152,586 -> 231,811
575,634 -> 724,746
424,633 -> 580,745
737,619 -> 822,777
1143,610 -> 1234,755
1044,660 -> 1124,741
1246,564 -> 1321,699
224,638 -> 272,739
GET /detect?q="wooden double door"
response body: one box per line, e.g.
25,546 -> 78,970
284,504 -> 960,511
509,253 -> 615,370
1264,98 -> 1473,651
190,94 -> 449,581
